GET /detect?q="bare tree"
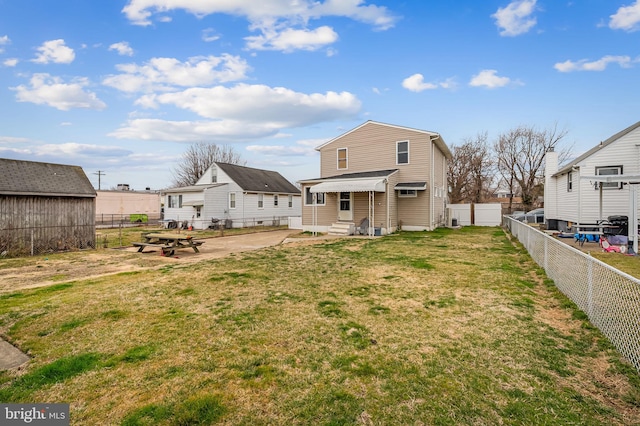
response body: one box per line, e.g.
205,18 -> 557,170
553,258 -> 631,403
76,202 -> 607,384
171,142 -> 246,187
494,124 -> 570,211
447,132 -> 494,204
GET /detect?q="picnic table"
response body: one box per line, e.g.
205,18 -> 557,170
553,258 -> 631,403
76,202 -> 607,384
133,233 -> 204,256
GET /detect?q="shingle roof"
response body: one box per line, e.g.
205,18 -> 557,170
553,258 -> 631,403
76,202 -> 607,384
554,120 -> 640,177
215,163 -> 300,194
0,158 -> 96,197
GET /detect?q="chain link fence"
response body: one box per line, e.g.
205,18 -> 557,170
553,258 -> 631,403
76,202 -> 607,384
96,213 -> 162,228
0,224 -> 95,257
504,216 -> 640,373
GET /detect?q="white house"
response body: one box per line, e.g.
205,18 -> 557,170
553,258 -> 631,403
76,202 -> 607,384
544,121 -> 640,237
163,162 -> 301,230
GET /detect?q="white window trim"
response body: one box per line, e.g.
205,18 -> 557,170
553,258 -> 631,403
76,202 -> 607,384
567,172 -> 573,192
596,165 -> 623,190
274,194 -> 279,207
337,147 -> 348,170
288,195 -> 293,208
229,192 -> 236,209
396,140 -> 409,165
258,193 -> 264,209
304,187 -> 326,206
398,189 -> 417,197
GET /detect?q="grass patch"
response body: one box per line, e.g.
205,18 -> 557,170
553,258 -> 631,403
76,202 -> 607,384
0,227 -> 638,424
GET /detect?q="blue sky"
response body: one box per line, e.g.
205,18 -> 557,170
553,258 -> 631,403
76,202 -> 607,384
0,0 -> 639,191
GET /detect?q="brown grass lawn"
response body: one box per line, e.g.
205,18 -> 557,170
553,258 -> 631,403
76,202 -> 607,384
1,227 -> 639,425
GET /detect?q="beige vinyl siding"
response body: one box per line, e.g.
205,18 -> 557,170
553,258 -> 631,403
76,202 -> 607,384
301,184 -> 337,226
319,122 -> 431,183
397,191 -> 429,229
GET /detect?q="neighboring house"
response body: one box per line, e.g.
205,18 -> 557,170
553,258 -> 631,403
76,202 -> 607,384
544,120 -> 640,233
0,158 -> 96,256
96,189 -> 162,224
163,162 -> 301,230
299,121 -> 451,235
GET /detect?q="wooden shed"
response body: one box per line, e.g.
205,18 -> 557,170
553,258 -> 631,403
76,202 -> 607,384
0,158 -> 97,256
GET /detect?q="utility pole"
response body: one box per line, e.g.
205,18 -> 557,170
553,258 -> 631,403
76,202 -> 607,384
94,170 -> 105,190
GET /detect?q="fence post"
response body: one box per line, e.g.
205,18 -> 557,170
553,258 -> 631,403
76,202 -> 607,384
587,256 -> 593,319
544,236 -> 548,271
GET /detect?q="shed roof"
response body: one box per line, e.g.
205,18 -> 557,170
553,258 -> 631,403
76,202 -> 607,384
0,158 -> 96,197
215,162 -> 300,194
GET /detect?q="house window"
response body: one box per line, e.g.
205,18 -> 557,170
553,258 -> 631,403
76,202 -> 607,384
567,172 -> 573,192
274,195 -> 279,207
195,206 -> 201,218
337,148 -> 348,170
288,195 -> 293,208
399,189 -> 417,197
258,193 -> 264,209
211,166 -> 217,183
596,165 -> 623,189
168,195 -> 183,208
229,192 -> 236,209
397,140 -> 409,164
304,187 -> 325,206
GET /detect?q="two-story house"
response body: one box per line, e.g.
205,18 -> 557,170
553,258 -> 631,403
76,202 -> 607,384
163,162 -> 301,230
299,121 -> 451,235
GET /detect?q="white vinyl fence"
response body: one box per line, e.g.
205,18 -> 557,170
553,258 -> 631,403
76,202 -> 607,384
504,216 -> 640,373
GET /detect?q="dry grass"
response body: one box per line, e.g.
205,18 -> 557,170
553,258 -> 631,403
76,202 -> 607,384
1,227 -> 639,425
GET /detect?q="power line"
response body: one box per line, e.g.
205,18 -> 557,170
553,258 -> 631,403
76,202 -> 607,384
94,170 -> 106,190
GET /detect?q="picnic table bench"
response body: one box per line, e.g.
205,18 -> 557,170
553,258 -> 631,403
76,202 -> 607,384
572,223 -> 619,246
133,233 -> 204,256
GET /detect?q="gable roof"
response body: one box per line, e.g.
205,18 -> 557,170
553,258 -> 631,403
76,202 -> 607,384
300,169 -> 398,183
215,162 -> 300,194
316,120 -> 452,159
554,120 -> 640,177
0,158 -> 96,197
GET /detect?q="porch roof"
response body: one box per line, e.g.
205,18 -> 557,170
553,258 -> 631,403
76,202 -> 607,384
395,182 -> 427,190
309,178 -> 387,193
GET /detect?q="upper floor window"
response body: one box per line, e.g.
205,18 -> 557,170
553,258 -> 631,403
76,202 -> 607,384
397,140 -> 409,165
596,165 -> 622,190
258,193 -> 264,209
304,187 -> 325,206
274,195 -> 279,207
567,172 -> 573,192
211,166 -> 217,183
288,195 -> 293,208
337,148 -> 348,170
168,194 -> 182,208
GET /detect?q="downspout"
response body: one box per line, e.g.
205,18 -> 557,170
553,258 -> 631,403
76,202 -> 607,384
386,179 -> 390,233
430,136 -> 435,230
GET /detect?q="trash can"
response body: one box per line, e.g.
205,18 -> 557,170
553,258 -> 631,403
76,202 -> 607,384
608,215 -> 628,235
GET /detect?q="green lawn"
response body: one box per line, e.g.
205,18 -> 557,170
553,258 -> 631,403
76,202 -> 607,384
1,227 -> 639,425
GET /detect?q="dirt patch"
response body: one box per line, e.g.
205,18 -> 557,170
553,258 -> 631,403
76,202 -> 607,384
0,230 -> 301,294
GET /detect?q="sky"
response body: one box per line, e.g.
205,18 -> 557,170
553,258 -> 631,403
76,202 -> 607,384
0,0 -> 639,191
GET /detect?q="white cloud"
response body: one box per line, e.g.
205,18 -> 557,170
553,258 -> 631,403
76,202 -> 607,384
554,55 -> 634,72
492,0 -> 538,36
32,39 -> 75,64
0,136 -> 31,144
108,41 -> 134,56
121,0 -> 398,52
401,73 -> 456,92
37,143 -> 132,157
3,58 -> 18,67
246,143 -> 316,156
202,28 -> 220,42
245,26 -> 338,52
0,35 -> 9,53
102,54 -> 250,93
469,70 -> 514,88
12,73 -> 107,111
110,83 -> 361,142
610,0 -> 640,32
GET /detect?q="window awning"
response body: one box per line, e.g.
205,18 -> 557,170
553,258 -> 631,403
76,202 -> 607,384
395,182 -> 427,191
309,178 -> 386,193
182,200 -> 204,206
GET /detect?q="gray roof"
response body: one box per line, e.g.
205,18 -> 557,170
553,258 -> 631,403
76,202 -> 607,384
554,120 -> 640,177
215,162 -> 300,194
0,158 -> 96,197
301,169 -> 399,182
395,182 -> 427,189
163,183 -> 224,194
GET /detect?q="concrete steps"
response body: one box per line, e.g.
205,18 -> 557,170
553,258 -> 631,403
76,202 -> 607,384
328,222 -> 355,235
